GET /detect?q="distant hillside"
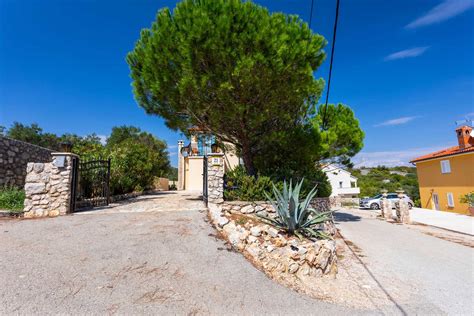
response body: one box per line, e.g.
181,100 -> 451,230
351,166 -> 420,206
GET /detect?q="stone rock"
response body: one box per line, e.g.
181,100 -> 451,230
223,222 -> 237,235
33,163 -> 44,173
298,247 -> 308,255
217,216 -> 229,228
306,250 -> 316,264
247,235 -> 258,243
314,247 -> 332,271
299,263 -> 311,276
247,244 -> 262,259
254,205 -> 264,212
239,230 -> 250,241
267,227 -> 279,238
241,205 -> 254,214
48,210 -> 60,217
228,232 -> 241,247
274,237 -> 287,247
25,183 -> 46,195
250,226 -> 262,237
266,245 -> 275,252
288,262 -> 299,274
256,210 -> 268,218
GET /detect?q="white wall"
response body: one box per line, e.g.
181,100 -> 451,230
323,165 -> 360,197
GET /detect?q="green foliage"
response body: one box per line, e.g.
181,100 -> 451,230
4,122 -> 104,154
127,0 -> 327,175
6,122 -> 60,149
104,126 -> 171,194
351,166 -> 420,206
224,166 -> 274,201
107,139 -> 157,194
460,192 -> 474,207
4,122 -> 172,196
0,187 -> 25,212
258,180 -> 332,240
168,167 -> 178,181
313,103 -> 365,166
224,164 -> 331,200
107,126 -> 170,178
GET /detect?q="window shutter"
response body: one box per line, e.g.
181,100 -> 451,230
447,193 -> 454,207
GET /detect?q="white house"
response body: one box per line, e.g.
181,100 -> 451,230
322,164 -> 360,198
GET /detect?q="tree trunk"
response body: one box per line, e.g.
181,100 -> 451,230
241,145 -> 256,176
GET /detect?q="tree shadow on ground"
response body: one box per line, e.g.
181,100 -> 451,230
333,211 -> 362,222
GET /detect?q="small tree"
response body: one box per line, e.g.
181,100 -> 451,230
127,0 -> 327,175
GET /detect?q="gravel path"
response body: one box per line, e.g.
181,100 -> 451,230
0,192 -> 354,315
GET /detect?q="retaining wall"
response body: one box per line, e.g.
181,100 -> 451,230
0,136 -> 53,188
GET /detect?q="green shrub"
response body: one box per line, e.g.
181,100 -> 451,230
224,165 -> 331,201
460,192 -> 474,207
0,187 -> 25,212
224,166 -> 274,201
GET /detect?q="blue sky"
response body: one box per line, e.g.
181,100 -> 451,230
1,0 -> 473,167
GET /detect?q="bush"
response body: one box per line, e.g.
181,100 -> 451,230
460,192 -> 474,207
224,166 -> 274,201
0,187 -> 25,212
224,165 -> 331,201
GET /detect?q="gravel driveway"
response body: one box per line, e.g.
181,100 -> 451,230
0,192 -> 352,315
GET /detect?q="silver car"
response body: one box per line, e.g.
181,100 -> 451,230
360,193 -> 414,210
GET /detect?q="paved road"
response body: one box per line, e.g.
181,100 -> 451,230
0,192 -> 354,315
2,192 -> 472,315
334,208 -> 474,315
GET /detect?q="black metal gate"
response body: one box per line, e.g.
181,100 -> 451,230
203,155 -> 208,206
71,158 -> 111,211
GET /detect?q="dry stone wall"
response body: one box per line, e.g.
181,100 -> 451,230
23,154 -> 75,218
207,153 -> 225,204
0,136 -> 53,188
209,203 -> 337,280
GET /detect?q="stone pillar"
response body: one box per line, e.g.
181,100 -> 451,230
23,153 -> 77,218
207,153 -> 225,204
381,191 -> 392,220
177,140 -> 185,190
397,190 -> 411,224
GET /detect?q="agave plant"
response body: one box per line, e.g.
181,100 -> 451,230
258,179 -> 333,240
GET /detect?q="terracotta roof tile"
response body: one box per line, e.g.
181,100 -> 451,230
410,145 -> 474,163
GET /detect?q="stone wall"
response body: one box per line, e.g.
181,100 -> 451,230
209,203 -> 337,279
207,153 -> 225,204
221,197 -> 334,214
23,154 -> 75,218
0,136 -> 53,188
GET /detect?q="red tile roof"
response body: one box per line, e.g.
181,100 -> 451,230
410,145 -> 474,163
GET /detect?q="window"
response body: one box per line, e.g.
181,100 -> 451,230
447,193 -> 455,208
387,194 -> 398,199
339,181 -> 343,188
440,160 -> 451,174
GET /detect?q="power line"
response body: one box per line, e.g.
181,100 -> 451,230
321,0 -> 341,130
308,0 -> 315,30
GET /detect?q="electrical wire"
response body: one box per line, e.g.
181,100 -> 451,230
321,0 -> 341,130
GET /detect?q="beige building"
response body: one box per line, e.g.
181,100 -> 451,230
177,129 -> 240,192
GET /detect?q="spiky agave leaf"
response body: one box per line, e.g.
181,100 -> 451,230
261,179 -> 333,240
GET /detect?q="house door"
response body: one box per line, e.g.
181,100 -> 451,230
432,193 -> 440,210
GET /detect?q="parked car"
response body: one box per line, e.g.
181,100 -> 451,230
360,193 -> 414,210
